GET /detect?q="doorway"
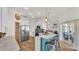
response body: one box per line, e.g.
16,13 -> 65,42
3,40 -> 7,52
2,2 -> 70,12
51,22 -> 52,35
60,21 -> 75,47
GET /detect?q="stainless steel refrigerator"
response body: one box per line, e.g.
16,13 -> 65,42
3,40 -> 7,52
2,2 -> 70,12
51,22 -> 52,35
20,25 -> 29,42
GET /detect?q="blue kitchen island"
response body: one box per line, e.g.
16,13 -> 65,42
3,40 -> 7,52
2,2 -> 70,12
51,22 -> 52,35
35,33 -> 59,51
40,37 -> 52,51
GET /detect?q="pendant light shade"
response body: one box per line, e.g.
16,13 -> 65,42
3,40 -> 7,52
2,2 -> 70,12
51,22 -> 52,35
45,8 -> 48,22
45,16 -> 47,22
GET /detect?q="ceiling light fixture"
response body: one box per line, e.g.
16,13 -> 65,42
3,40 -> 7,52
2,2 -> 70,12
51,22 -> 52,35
37,12 -> 41,15
31,16 -> 34,18
45,8 -> 48,22
29,13 -> 32,15
24,7 -> 29,10
48,22 -> 50,25
45,17 -> 47,22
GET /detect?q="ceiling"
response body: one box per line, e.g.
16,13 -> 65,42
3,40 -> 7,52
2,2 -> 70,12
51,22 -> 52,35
8,7 -> 79,24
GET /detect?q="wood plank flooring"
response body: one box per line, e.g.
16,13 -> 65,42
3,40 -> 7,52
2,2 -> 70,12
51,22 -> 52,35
19,38 -> 77,51
60,41 -> 77,51
19,37 -> 35,51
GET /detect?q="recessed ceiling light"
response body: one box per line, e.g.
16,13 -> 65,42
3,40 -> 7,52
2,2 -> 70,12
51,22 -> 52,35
48,22 -> 50,25
29,13 -> 32,15
24,7 -> 29,10
31,16 -> 34,18
37,12 -> 41,15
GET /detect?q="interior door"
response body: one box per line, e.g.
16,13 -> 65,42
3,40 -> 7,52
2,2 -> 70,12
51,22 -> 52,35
60,21 -> 77,49
62,22 -> 75,45
69,22 -> 75,44
62,23 -> 69,41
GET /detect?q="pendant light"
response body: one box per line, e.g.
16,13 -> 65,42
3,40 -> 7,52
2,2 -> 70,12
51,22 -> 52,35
45,8 -> 48,22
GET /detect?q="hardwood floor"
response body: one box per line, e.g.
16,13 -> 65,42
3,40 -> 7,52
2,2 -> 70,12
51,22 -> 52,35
19,38 -> 76,51
59,41 -> 77,51
19,37 -> 35,51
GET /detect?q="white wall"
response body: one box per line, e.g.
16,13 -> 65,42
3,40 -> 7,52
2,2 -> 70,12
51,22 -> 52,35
76,20 -> 79,50
7,8 -> 15,37
2,8 -> 8,33
58,8 -> 79,23
20,17 -> 29,25
0,7 -> 10,35
59,24 -> 64,41
0,8 -> 1,32
0,8 -> 16,38
29,19 -> 35,37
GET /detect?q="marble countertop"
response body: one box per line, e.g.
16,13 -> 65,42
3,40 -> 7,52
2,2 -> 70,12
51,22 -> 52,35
39,33 -> 55,39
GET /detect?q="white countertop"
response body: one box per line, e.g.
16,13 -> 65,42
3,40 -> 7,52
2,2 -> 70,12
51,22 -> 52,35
39,33 -> 55,39
0,36 -> 20,51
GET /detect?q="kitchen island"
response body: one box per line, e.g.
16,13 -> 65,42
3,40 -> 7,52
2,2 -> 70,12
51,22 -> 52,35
35,33 -> 55,51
